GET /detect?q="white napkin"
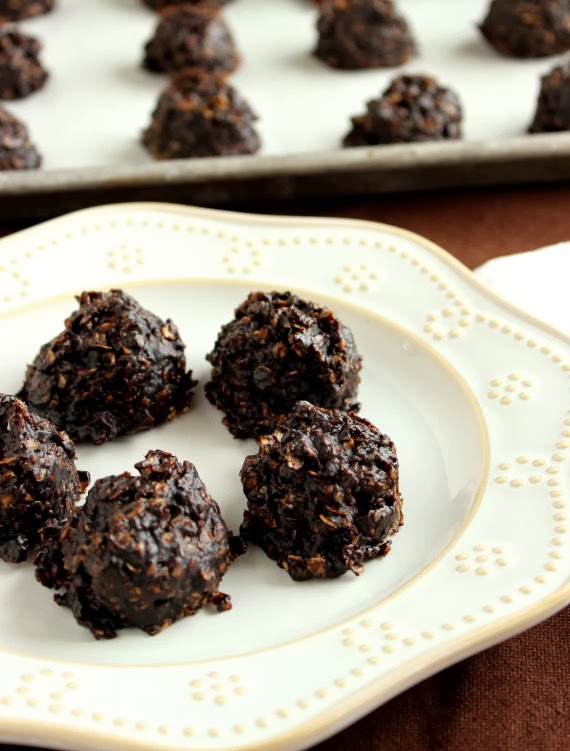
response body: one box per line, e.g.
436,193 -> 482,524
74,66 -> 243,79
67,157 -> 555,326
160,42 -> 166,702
474,242 -> 570,336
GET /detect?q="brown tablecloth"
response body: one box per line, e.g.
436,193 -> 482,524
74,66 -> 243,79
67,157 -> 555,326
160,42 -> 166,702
1,183 -> 569,751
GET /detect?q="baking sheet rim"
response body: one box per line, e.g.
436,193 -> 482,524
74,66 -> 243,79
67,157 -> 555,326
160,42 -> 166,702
1,131 -> 569,195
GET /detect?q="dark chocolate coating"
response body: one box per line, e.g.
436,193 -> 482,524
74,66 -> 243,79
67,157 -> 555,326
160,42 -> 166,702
18,290 -> 197,445
314,0 -> 417,69
479,0 -> 570,58
142,0 -> 230,10
240,401 -> 403,580
344,74 -> 462,147
0,30 -> 48,100
35,450 -> 232,639
529,61 -> 570,131
143,5 -> 239,75
0,105 -> 41,169
0,394 -> 88,564
0,0 -> 54,22
205,291 -> 362,439
142,72 -> 260,160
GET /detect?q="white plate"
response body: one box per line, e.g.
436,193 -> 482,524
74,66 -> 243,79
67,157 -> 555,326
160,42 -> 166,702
0,203 -> 568,751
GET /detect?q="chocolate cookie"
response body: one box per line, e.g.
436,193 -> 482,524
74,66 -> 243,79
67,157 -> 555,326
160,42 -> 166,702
314,0 -> 417,69
0,106 -> 41,169
240,401 -> 403,580
143,71 -> 260,159
18,290 -> 197,444
529,61 -> 570,131
479,0 -> 570,57
143,4 -> 239,75
0,394 -> 88,564
344,74 -> 462,146
0,29 -> 48,100
35,450 -> 232,639
205,291 -> 362,439
0,0 -> 54,22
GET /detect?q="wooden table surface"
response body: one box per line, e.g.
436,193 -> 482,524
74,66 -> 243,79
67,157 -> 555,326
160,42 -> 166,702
0,182 -> 569,751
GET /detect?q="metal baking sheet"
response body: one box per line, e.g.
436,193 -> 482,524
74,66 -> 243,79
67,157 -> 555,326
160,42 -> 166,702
1,0 -> 570,217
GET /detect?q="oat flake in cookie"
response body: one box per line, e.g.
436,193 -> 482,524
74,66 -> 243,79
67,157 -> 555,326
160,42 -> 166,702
0,105 -> 41,169
18,290 -> 197,445
529,61 -> 570,131
205,291 -> 362,439
0,29 -> 48,100
143,71 -> 260,160
314,0 -> 417,69
0,394 -> 88,564
344,75 -> 462,147
143,4 -> 239,75
240,401 -> 403,580
0,0 -> 54,22
479,0 -> 570,58
35,450 -> 232,639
